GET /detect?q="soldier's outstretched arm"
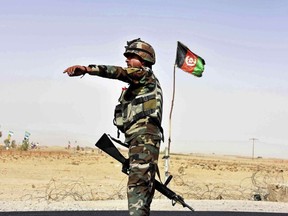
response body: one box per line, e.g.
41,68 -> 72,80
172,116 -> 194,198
88,65 -> 148,85
63,64 -> 128,80
64,64 -> 148,85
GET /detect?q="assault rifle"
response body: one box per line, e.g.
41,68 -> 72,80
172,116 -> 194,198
95,133 -> 194,212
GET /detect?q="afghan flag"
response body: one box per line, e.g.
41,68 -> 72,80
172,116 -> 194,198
175,41 -> 205,77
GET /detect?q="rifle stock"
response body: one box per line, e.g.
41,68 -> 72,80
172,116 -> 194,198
95,133 -> 126,164
95,133 -> 194,212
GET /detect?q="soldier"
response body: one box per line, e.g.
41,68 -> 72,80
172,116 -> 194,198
64,38 -> 163,216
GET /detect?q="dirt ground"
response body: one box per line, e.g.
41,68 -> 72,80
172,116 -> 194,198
0,146 -> 288,203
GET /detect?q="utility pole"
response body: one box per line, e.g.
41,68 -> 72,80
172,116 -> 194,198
250,138 -> 258,160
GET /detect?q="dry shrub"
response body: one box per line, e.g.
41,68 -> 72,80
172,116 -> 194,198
266,184 -> 288,202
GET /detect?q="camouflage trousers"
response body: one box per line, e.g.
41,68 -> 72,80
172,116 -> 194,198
127,134 -> 161,216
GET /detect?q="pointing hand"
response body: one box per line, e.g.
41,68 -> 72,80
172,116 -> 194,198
63,65 -> 91,76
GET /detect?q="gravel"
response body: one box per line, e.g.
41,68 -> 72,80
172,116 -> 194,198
0,200 -> 288,213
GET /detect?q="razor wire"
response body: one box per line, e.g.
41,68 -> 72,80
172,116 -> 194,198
153,166 -> 287,201
19,168 -> 287,202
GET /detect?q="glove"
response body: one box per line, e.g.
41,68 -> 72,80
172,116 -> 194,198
63,65 -> 92,76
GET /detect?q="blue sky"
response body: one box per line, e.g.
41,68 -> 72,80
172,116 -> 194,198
1,0 -> 288,159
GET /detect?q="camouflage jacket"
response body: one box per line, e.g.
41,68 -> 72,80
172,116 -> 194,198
88,65 -> 163,142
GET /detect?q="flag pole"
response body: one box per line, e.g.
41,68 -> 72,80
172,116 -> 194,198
164,64 -> 176,182
168,64 -> 176,155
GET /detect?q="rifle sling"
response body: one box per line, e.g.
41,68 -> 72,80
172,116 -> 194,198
108,134 -> 129,148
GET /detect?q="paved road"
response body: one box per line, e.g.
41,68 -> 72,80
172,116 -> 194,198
0,211 -> 287,216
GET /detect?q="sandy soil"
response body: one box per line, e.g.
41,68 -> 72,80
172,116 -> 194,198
0,146 -> 288,212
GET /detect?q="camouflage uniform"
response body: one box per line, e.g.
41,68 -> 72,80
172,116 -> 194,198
64,39 -> 163,215
89,64 -> 163,215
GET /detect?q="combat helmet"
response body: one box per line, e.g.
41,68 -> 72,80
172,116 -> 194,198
124,38 -> 156,65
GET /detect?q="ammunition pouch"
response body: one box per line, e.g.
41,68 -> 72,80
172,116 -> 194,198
113,75 -> 163,133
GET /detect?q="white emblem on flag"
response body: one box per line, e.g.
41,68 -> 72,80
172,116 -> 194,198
185,55 -> 196,67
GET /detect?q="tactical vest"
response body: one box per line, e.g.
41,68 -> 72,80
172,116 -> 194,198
113,76 -> 163,133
